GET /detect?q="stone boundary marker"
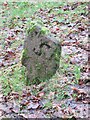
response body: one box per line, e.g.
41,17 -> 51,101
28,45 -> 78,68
22,25 -> 61,85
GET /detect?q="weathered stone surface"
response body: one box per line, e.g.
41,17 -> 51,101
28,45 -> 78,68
22,25 -> 61,84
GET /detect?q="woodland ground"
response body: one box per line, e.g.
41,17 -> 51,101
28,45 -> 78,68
0,1 -> 89,119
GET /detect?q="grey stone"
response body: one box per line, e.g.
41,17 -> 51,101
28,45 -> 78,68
22,25 -> 61,84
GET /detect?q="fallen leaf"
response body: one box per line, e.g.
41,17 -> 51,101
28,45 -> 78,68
71,87 -> 79,94
3,1 -> 8,7
0,110 -> 3,117
37,92 -> 44,98
20,99 -> 29,106
27,102 -> 40,110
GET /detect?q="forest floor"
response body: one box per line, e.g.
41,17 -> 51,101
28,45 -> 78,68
0,1 -> 90,119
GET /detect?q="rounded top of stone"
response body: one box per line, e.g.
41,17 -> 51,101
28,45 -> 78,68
26,22 -> 60,45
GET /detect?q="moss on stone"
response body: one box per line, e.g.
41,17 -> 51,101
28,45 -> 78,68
27,25 -> 36,35
30,67 -> 32,73
22,48 -> 29,60
54,47 -> 61,62
26,21 -> 49,35
36,63 -> 42,70
40,27 -> 49,35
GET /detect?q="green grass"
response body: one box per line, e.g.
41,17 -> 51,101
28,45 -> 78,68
0,64 -> 26,96
60,56 -> 81,84
43,101 -> 53,109
1,2 -> 88,29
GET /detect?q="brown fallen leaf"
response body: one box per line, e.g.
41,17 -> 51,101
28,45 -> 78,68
10,92 -> 19,99
71,87 -> 79,94
48,92 -> 55,100
7,36 -> 16,41
3,1 -> 8,7
20,111 -> 46,118
0,110 -> 3,117
83,97 -> 90,104
0,62 -> 4,67
53,107 -> 63,118
77,89 -> 87,94
78,79 -> 84,85
32,96 -> 40,102
27,92 -> 31,97
19,113 -> 28,119
27,102 -> 40,110
78,26 -> 85,31
11,105 -> 20,113
63,5 -> 70,11
20,99 -> 29,106
37,92 -> 45,98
